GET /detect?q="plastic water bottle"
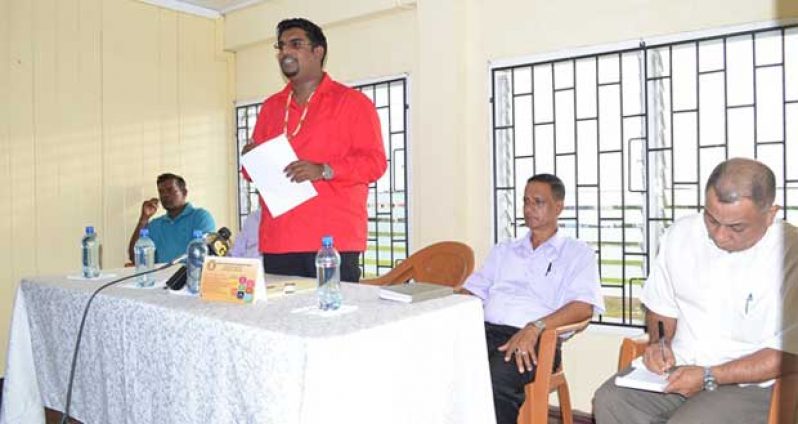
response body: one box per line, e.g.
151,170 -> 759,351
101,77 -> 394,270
133,228 -> 157,287
186,230 -> 208,294
315,235 -> 342,310
81,226 -> 100,278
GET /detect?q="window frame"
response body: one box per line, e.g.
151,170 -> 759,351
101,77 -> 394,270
233,75 -> 410,278
489,21 -> 798,328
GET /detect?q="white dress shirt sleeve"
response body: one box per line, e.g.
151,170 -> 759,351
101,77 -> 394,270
640,227 -> 679,318
558,247 -> 605,314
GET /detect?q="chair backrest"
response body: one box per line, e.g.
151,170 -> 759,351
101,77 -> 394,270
361,241 -> 475,287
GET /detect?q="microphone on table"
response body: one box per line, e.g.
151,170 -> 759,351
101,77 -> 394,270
205,227 -> 232,257
165,227 -> 231,291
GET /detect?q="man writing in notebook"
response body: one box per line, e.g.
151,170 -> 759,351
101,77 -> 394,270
241,18 -> 386,282
460,173 -> 604,424
594,158 -> 798,423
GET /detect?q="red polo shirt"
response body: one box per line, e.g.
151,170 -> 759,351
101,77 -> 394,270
247,74 -> 387,253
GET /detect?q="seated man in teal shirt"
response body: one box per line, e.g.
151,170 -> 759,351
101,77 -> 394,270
128,173 -> 216,263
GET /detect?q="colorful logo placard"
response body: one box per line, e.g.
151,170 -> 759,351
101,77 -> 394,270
199,257 -> 265,304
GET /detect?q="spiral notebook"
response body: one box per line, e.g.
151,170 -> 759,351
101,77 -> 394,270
614,357 -> 669,392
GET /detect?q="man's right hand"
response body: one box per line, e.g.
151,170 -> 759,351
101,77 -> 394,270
140,198 -> 159,222
498,325 -> 542,373
241,139 -> 256,155
642,341 -> 676,375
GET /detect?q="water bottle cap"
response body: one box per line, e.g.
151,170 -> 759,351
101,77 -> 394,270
85,226 -> 95,234
322,235 -> 333,246
139,228 -> 149,237
193,230 -> 204,238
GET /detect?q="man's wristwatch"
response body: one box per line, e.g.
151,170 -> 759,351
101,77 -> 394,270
703,366 -> 718,392
530,319 -> 546,332
321,163 -> 334,180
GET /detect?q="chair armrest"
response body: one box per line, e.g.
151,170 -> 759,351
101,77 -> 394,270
529,318 -> 593,402
535,318 -> 592,371
554,318 -> 592,337
619,334 -> 650,370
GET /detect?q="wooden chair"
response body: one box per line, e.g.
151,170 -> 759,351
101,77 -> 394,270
618,334 -> 650,372
618,335 -> 798,424
517,318 -> 592,424
360,241 -> 475,287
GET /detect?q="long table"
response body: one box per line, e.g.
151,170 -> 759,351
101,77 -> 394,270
0,269 -> 495,424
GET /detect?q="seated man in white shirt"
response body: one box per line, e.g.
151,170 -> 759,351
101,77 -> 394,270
594,158 -> 798,424
460,173 -> 604,424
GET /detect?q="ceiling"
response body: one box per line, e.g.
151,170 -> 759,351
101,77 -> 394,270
139,0 -> 265,18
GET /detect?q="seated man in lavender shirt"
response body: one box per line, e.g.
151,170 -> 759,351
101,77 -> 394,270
460,173 -> 605,424
229,208 -> 262,259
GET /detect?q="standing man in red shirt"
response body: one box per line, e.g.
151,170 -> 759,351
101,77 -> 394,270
242,18 -> 386,282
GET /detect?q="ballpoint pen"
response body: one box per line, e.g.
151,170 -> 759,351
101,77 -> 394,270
658,320 -> 668,368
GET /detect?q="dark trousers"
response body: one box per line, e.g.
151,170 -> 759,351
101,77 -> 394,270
485,322 -> 561,424
262,252 -> 362,282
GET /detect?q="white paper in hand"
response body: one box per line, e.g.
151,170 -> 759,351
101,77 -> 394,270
241,134 -> 318,217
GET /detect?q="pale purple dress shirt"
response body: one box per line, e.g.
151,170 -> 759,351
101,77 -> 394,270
230,211 -> 261,259
463,231 -> 604,328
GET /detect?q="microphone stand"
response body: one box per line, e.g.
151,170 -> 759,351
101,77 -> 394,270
59,258 -> 184,424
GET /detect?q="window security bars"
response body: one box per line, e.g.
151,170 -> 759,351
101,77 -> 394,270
234,77 -> 409,278
491,25 -> 798,327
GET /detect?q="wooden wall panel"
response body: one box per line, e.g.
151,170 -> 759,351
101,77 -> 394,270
0,0 -> 233,371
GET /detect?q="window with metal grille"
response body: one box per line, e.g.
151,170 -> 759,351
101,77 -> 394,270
234,76 -> 409,277
491,24 -> 798,327
235,103 -> 261,229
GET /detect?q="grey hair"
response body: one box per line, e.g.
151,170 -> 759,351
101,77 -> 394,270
705,158 -> 775,210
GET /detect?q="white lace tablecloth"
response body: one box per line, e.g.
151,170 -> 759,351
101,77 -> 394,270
1,270 -> 495,424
